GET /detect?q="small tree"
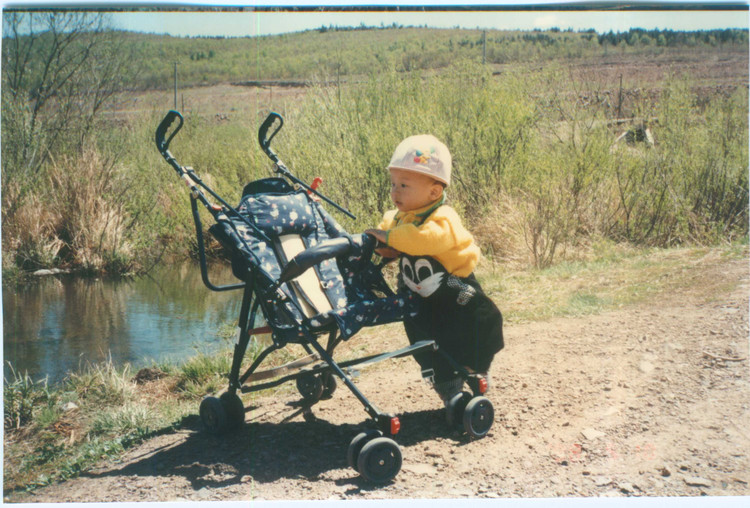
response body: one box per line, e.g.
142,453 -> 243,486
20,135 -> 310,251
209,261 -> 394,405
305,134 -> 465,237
1,11 -> 132,227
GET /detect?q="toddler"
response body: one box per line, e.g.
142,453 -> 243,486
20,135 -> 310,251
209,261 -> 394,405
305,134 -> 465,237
365,134 -> 504,405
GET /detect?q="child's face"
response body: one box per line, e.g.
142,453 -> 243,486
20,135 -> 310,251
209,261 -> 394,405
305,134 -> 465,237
389,168 -> 443,212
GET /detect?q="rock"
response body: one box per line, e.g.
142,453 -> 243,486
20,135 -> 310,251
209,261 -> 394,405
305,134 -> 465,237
32,268 -> 69,276
619,482 -> 637,494
614,126 -> 654,146
402,463 -> 437,476
594,476 -> 612,487
133,367 -> 167,384
61,401 -> 79,412
659,467 -> 671,477
581,428 -> 606,440
639,361 -> 655,374
685,477 -> 712,488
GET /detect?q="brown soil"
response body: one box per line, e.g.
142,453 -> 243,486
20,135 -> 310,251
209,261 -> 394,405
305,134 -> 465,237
11,255 -> 749,502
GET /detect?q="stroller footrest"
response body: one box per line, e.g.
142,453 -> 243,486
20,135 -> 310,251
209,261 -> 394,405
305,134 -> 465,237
337,340 -> 437,370
238,341 -> 437,395
245,353 -> 321,383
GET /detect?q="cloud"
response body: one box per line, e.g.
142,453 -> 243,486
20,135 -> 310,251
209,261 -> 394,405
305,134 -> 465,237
534,14 -> 563,29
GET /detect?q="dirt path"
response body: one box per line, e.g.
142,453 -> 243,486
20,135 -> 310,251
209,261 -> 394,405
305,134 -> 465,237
13,256 -> 749,502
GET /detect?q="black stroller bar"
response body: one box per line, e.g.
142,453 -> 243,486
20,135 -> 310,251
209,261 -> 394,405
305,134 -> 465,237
258,112 -> 356,220
190,198 -> 245,292
241,340 -> 437,396
156,111 -> 283,293
156,110 -> 274,246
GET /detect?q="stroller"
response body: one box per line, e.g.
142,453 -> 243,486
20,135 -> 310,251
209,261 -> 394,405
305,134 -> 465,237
155,111 -> 495,483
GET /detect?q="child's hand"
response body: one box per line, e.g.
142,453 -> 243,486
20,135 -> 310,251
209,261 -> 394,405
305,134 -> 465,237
375,246 -> 401,259
365,229 -> 399,259
364,229 -> 387,244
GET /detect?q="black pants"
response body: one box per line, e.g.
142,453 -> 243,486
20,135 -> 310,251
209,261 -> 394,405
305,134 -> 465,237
402,274 -> 504,384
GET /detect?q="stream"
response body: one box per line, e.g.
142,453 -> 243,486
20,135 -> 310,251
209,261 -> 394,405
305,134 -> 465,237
3,262 -> 243,385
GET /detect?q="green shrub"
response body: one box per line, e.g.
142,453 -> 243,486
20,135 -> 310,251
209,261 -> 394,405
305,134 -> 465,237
90,404 -> 153,437
65,358 -> 135,406
4,364 -> 55,430
609,77 -> 748,245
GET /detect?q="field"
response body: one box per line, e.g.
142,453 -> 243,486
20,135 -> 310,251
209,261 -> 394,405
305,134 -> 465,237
113,48 -> 747,120
111,45 -> 748,270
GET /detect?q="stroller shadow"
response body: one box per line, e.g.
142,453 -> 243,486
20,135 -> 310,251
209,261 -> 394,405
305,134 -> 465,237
83,402 -> 468,491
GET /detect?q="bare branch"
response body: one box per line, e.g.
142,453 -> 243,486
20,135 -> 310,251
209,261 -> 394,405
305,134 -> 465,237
2,10 -> 131,210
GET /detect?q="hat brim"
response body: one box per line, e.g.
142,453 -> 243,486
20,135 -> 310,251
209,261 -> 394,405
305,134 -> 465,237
388,165 -> 450,186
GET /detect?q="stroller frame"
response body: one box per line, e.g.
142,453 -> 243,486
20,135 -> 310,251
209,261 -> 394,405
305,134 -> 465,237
155,111 -> 493,483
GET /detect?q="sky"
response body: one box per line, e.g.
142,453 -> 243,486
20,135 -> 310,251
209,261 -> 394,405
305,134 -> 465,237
109,8 -> 749,38
4,2 -> 748,37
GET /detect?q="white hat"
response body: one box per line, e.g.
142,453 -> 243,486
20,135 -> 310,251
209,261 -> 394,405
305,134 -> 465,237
388,134 -> 452,186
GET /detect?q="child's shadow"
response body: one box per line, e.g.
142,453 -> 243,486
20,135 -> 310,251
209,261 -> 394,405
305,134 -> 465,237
83,402 -> 468,491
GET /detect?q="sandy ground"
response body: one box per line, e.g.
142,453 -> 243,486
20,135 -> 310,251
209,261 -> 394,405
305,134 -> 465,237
11,253 -> 749,503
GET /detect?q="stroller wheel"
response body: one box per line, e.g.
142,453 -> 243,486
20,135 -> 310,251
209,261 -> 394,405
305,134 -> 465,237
296,372 -> 324,402
356,437 -> 402,484
347,429 -> 382,469
445,391 -> 473,429
320,373 -> 337,400
219,392 -> 245,429
200,396 -> 228,435
463,396 -> 494,439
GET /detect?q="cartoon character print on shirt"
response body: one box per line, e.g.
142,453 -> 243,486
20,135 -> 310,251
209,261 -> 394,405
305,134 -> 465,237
400,254 -> 476,305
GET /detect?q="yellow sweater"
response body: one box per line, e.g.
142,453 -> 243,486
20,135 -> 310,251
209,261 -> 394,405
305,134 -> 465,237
377,197 -> 480,277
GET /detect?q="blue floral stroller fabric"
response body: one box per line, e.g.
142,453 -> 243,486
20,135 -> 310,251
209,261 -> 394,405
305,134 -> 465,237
208,177 -> 418,343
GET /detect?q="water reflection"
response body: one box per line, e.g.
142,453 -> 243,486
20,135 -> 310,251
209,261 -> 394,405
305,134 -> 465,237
3,262 -> 242,385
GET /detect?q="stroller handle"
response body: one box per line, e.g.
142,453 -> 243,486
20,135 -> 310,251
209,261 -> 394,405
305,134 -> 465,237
258,112 -> 283,161
257,112 -> 357,221
155,110 -> 184,154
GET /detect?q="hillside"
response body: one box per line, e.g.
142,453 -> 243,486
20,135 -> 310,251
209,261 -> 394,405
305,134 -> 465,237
115,26 -> 748,89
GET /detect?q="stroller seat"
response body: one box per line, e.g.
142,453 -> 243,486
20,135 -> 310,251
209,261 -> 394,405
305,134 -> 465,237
209,177 -> 415,344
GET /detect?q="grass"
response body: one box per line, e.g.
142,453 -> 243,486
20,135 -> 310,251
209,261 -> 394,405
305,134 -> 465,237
4,241 -> 747,496
4,355 -> 194,494
476,240 -> 749,324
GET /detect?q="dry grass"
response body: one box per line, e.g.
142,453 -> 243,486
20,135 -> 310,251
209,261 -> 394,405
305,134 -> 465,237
471,194 -> 533,271
5,192 -> 66,269
5,145 -> 136,273
476,243 -> 748,325
47,146 -> 134,271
